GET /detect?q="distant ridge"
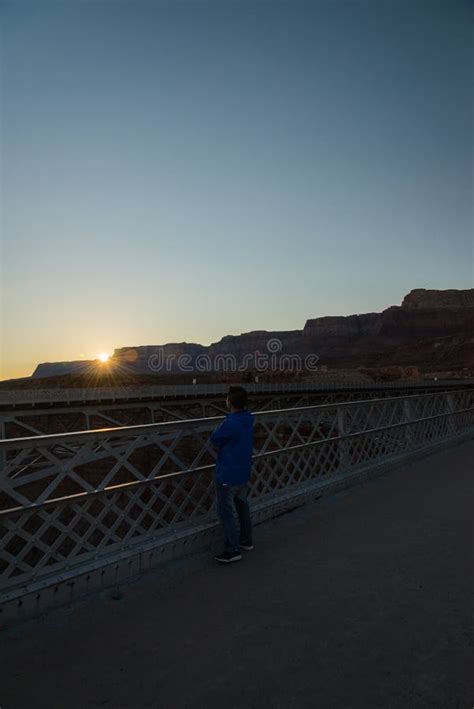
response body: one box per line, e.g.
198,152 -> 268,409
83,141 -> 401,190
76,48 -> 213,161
31,288 -> 474,379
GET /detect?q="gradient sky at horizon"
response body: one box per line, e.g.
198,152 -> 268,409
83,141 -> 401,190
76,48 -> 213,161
1,0 -> 472,379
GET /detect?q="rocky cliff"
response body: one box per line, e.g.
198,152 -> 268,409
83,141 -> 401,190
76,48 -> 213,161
31,288 -> 474,379
303,313 -> 380,341
32,360 -> 93,379
401,288 -> 474,309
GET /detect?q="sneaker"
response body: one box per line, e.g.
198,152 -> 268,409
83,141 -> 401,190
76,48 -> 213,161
214,550 -> 242,563
240,542 -> 254,551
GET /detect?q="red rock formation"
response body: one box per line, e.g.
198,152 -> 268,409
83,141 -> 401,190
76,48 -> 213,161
29,288 -> 474,380
401,288 -> 474,309
302,313 -> 380,340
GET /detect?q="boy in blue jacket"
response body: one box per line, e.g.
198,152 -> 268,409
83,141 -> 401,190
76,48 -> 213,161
211,386 -> 254,563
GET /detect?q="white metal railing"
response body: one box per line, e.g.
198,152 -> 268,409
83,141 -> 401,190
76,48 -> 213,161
1,389 -> 473,600
0,378 -> 472,407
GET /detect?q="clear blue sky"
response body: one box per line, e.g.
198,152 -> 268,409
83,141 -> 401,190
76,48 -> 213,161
1,0 -> 472,378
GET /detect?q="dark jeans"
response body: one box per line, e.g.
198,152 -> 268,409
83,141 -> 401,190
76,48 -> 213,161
215,481 -> 253,553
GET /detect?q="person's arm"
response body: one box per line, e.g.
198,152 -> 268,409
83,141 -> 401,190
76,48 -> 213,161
210,417 -> 235,447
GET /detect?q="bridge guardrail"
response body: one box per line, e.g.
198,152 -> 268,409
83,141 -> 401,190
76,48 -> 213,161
1,378 -> 473,407
1,389 -> 474,608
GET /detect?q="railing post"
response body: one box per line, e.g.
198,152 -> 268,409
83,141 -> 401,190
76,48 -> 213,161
403,399 -> 414,449
0,419 -> 5,471
337,408 -> 350,470
446,393 -> 456,436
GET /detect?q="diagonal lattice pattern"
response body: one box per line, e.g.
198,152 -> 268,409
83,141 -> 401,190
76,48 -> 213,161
1,390 -> 474,594
2,382 -> 472,441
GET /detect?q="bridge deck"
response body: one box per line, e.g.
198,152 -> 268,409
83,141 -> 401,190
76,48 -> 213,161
2,440 -> 473,709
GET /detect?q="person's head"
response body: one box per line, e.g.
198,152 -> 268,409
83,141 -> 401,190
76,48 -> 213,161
226,386 -> 248,412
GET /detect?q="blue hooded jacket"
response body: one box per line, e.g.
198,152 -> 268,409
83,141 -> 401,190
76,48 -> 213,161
211,410 -> 254,485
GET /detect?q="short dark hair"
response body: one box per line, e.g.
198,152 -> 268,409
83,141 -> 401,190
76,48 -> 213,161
227,386 -> 248,410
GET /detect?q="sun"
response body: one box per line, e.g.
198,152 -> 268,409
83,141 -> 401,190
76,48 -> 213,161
97,352 -> 110,363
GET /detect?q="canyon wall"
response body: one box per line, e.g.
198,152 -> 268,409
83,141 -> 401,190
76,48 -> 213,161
32,288 -> 474,378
